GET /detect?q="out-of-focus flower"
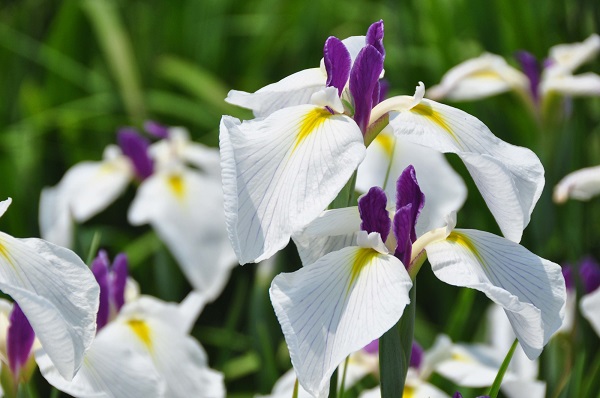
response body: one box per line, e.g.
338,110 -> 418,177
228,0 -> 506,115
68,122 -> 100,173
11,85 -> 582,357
270,166 -> 564,397
222,20 -> 544,267
0,198 -> 99,382
553,165 -> 600,203
427,34 -> 600,111
579,257 -> 600,337
37,251 -> 225,398
40,124 -> 236,301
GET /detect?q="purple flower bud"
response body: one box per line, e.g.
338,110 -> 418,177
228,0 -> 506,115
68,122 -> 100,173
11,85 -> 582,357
409,341 -> 424,369
349,45 -> 384,134
515,51 -> 541,102
91,250 -> 129,330
117,128 -> 154,180
580,256 -> 600,294
7,303 -> 35,379
324,37 -> 351,97
453,392 -> 463,398
562,264 -> 574,291
393,166 -> 425,265
144,120 -> 170,139
111,253 -> 128,313
366,20 -> 385,58
358,186 -> 391,242
363,339 -> 379,354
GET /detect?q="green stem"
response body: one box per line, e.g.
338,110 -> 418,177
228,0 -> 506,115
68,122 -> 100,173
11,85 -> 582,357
292,378 -> 299,398
487,339 -> 518,398
339,356 -> 350,398
379,280 -> 416,398
330,171 -> 358,209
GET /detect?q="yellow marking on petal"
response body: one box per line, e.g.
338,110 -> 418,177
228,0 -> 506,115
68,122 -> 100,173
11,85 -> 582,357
403,386 -> 415,398
411,102 -> 458,142
128,319 -> 152,350
447,231 -> 485,267
375,133 -> 395,157
451,352 -> 474,363
0,242 -> 15,268
168,174 -> 186,199
469,70 -> 503,80
348,248 -> 378,292
292,108 -> 332,152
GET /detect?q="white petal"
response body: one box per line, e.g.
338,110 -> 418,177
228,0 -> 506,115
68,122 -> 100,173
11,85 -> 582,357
502,380 -> 546,398
115,297 -> 225,398
426,53 -> 528,101
220,107 -> 365,264
435,343 -> 502,387
0,236 -> 99,380
39,186 -> 74,248
547,34 -> 600,74
581,287 -> 600,337
0,198 -> 11,219
270,246 -> 412,397
426,229 -> 565,359
226,68 -> 327,117
388,100 -> 544,242
541,72 -> 600,97
259,368 -> 313,398
356,131 -> 467,235
36,322 -> 165,398
293,233 -> 357,266
128,169 -> 236,301
553,165 -> 600,203
310,87 -> 344,113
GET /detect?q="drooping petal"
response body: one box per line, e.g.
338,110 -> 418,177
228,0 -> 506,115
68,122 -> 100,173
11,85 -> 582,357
114,297 -> 226,398
220,107 -> 365,264
0,235 -> 99,380
226,68 -> 327,118
128,167 -> 236,301
270,243 -> 412,397
386,98 -> 544,242
358,187 -> 391,241
356,131 -> 467,236
350,45 -> 384,133
117,128 -> 154,180
426,229 -> 565,359
36,321 -> 165,398
540,72 -> 600,97
324,37 -> 351,96
426,53 -> 529,101
553,165 -> 600,203
580,287 -> 600,337
7,303 -> 35,377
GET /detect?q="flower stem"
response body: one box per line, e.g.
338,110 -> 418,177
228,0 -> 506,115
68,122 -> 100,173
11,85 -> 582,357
487,338 -> 518,398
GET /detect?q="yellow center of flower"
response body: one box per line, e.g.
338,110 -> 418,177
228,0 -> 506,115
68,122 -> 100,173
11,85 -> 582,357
128,319 -> 152,349
293,108 -> 332,152
447,231 -> 484,266
348,248 -> 378,292
411,103 -> 457,142
168,174 -> 186,199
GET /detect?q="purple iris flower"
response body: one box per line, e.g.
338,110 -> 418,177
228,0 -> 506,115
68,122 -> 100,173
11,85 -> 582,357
580,256 -> 600,294
144,120 -> 170,139
363,339 -> 379,354
91,250 -> 128,330
7,303 -> 35,380
323,20 -> 386,134
562,264 -> 574,291
358,164 -> 425,267
117,128 -> 154,180
409,341 -> 424,369
516,51 -> 541,103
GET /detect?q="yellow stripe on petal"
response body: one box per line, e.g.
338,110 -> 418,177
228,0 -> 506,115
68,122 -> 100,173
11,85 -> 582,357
403,386 -> 415,398
469,70 -> 503,80
0,241 -> 15,269
375,133 -> 396,157
167,175 -> 186,200
128,319 -> 152,350
292,108 -> 332,152
447,231 -> 485,266
348,248 -> 378,292
411,102 -> 457,142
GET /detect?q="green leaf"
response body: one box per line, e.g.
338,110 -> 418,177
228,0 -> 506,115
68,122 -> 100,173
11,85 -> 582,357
487,338 -> 518,398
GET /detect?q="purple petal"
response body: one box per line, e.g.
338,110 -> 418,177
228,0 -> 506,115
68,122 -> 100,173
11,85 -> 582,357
365,20 -> 385,58
117,128 -> 154,180
358,186 -> 391,242
144,120 -> 170,139
324,37 -> 351,97
7,303 -> 35,377
395,165 -> 425,243
91,250 -> 110,330
111,253 -> 128,313
409,341 -> 424,369
515,51 -> 540,102
378,79 -> 390,104
580,257 -> 600,294
562,264 -> 574,291
393,204 -> 413,266
349,45 -> 384,133
453,394 -> 463,398
363,339 -> 379,354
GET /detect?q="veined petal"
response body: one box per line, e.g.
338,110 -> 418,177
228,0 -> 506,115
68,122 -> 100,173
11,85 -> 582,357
128,168 -> 236,301
226,68 -> 327,117
547,34 -> 600,74
502,380 -> 546,398
293,233 -> 357,266
426,229 -> 565,359
387,99 -> 544,242
554,165 -> 600,203
220,107 -> 365,264
36,321 -> 165,398
356,132 -> 466,236
270,245 -> 412,397
426,53 -> 528,101
114,297 -> 225,398
540,72 -> 600,97
0,236 -> 99,380
581,288 -> 600,337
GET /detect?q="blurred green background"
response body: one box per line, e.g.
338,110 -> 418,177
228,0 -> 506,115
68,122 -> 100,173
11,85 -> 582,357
1,0 -> 599,396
